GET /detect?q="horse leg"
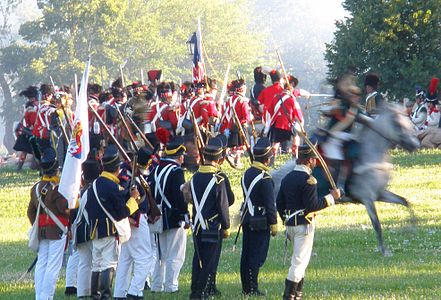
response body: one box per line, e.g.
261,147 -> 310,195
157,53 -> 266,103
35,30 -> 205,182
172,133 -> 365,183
363,200 -> 391,256
378,190 -> 417,228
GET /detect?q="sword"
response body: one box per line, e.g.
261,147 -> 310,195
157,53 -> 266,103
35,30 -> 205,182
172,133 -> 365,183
17,256 -> 38,282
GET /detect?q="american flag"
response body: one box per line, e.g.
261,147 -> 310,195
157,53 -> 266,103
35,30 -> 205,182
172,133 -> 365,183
190,18 -> 206,83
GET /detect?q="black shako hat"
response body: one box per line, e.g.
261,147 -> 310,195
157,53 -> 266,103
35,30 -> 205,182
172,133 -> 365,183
40,148 -> 59,175
102,144 -> 120,169
137,146 -> 153,167
269,70 -> 282,83
164,136 -> 186,156
19,86 -> 39,99
253,137 -> 273,160
82,158 -> 101,182
364,73 -> 380,89
298,143 -> 318,160
203,136 -> 224,161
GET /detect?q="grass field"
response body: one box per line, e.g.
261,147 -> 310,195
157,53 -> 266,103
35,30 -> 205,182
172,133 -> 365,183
0,150 -> 440,299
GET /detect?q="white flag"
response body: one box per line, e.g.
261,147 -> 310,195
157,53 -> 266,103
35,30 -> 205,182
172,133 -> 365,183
59,59 -> 91,208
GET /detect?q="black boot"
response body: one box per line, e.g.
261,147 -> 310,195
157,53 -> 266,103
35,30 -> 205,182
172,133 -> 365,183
208,272 -> 221,297
295,278 -> 304,300
64,286 -> 77,296
100,268 -> 114,300
16,160 -> 25,171
91,272 -> 101,300
282,279 -> 298,300
127,294 -> 143,300
249,269 -> 265,296
240,268 -> 250,295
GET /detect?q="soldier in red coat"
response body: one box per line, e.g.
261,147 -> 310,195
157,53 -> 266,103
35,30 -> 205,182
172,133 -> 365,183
148,81 -> 180,135
220,79 -> 251,168
32,84 -> 57,155
14,86 -> 40,170
266,75 -> 304,163
258,70 -> 284,127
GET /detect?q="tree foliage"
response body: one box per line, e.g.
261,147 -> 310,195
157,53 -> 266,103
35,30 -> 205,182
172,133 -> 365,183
3,0 -> 264,89
325,0 -> 441,99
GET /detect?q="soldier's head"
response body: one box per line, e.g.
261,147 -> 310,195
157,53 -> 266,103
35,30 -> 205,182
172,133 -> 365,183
194,81 -> 206,96
112,87 -> 126,103
157,82 -> 174,103
180,81 -> 195,100
415,86 -> 425,103
203,136 -> 226,165
82,157 -> 101,184
364,73 -> 380,93
284,75 -> 299,90
137,146 -> 153,175
40,148 -> 59,177
253,137 -> 273,165
297,144 -> 318,169
164,136 -> 186,165
40,84 -> 54,102
233,79 -> 246,96
88,83 -> 102,96
19,86 -> 39,101
254,67 -> 267,84
269,70 -> 282,84
102,145 -> 121,174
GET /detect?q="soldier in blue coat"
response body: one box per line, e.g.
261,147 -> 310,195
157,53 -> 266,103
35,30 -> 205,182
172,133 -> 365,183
188,136 -> 234,300
240,137 -> 277,296
85,145 -> 141,300
147,136 -> 190,293
277,144 -> 340,300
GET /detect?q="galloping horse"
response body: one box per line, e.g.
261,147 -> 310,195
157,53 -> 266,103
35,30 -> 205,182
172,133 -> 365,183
272,103 -> 420,256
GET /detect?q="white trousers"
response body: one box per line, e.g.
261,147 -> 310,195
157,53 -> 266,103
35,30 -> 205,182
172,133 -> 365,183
92,236 -> 119,272
151,225 -> 187,292
286,224 -> 315,283
65,244 -> 79,288
114,215 -> 155,297
34,236 -> 66,300
77,241 -> 93,297
146,231 -> 158,285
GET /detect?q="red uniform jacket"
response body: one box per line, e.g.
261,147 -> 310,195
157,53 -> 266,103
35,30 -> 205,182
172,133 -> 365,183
220,94 -> 250,132
258,83 -> 283,123
32,101 -> 57,139
267,91 -> 303,131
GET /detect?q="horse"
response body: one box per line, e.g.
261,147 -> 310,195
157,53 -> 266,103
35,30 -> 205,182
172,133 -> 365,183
272,103 -> 420,256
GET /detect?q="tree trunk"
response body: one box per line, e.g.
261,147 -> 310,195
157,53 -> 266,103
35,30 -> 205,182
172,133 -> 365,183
0,72 -> 14,153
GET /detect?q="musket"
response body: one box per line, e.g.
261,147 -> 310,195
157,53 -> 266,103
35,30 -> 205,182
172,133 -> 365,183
89,102 -> 161,219
232,204 -> 248,251
130,154 -> 138,188
218,64 -> 231,108
50,76 -> 73,134
231,105 -> 254,163
113,104 -> 138,152
124,112 -> 154,149
190,109 -> 205,165
275,50 -> 337,190
88,102 -> 131,161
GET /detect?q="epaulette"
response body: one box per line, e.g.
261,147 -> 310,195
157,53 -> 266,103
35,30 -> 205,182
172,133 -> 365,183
307,175 -> 317,185
215,172 -> 225,184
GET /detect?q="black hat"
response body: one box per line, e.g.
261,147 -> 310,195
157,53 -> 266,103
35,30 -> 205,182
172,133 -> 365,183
254,67 -> 267,84
88,83 -> 102,95
112,87 -> 125,99
137,146 -> 153,168
40,148 -> 59,175
82,158 -> 101,182
203,137 -> 224,161
269,70 -> 282,83
298,143 -> 318,160
217,134 -> 228,149
164,136 -> 186,156
364,73 -> 380,89
102,145 -> 120,169
19,86 -> 39,99
111,77 -> 123,89
40,84 -> 53,96
253,137 -> 273,160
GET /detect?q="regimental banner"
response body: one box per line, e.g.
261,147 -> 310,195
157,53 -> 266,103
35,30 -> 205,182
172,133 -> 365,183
59,59 -> 91,208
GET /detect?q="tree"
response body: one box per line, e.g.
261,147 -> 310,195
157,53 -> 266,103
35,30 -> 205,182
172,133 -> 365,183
3,0 -> 264,94
325,0 -> 441,100
0,0 -> 23,152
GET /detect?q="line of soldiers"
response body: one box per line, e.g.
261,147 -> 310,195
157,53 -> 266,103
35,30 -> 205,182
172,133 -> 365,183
23,67 -> 386,300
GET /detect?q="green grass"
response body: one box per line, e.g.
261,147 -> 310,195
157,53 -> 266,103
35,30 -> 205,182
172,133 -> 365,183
1,150 -> 441,299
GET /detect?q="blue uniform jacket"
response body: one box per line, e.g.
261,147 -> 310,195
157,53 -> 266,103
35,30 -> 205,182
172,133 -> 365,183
148,158 -> 189,230
241,162 -> 277,226
276,165 -> 332,226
